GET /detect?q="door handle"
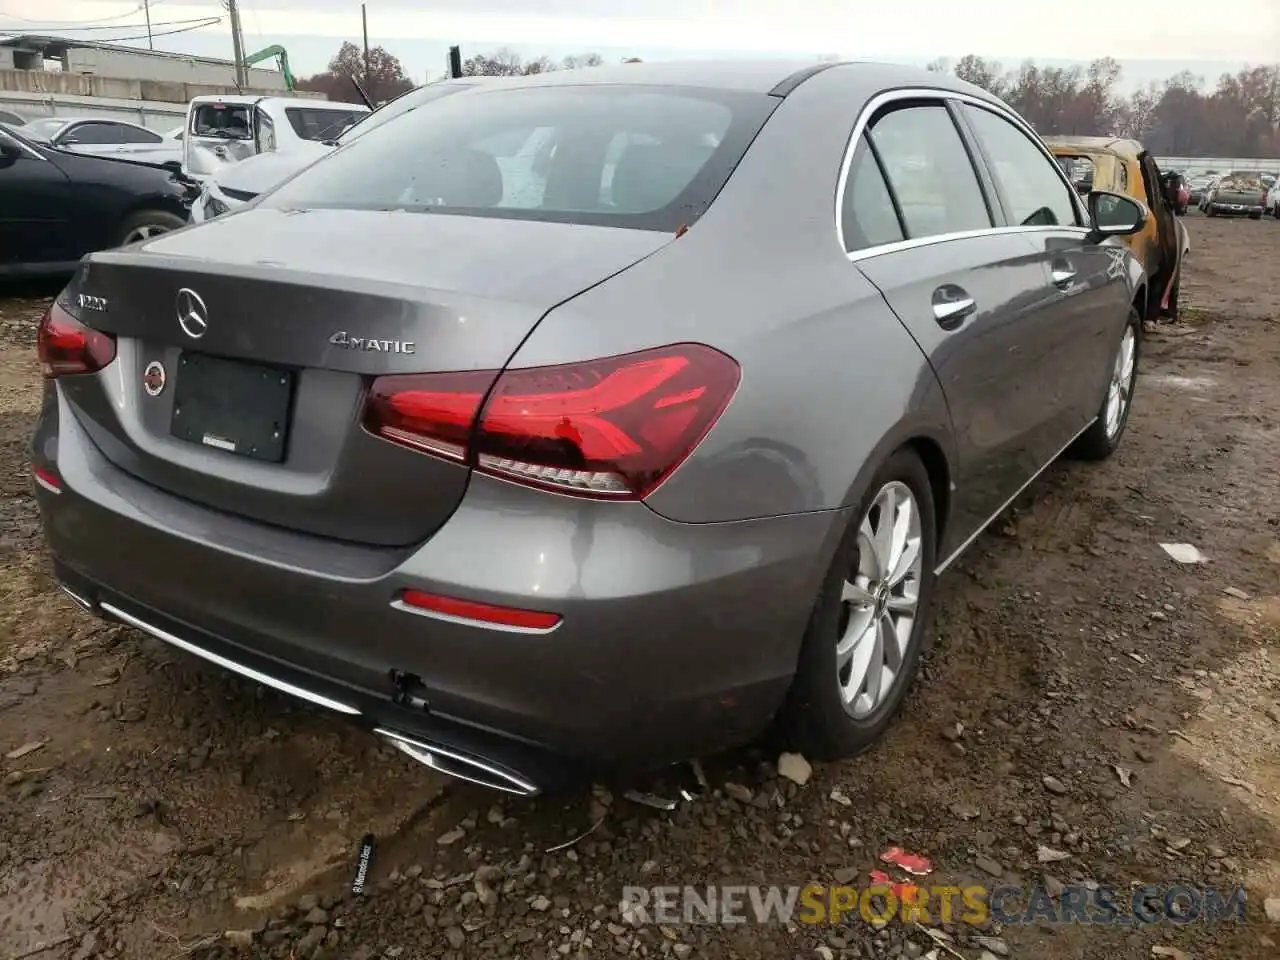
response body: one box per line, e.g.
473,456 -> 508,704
931,285 -> 976,330
1051,262 -> 1077,287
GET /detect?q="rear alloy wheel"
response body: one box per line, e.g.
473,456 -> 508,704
781,448 -> 937,760
116,209 -> 186,247
1067,306 -> 1140,461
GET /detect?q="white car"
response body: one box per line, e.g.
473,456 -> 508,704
181,94 -> 369,181
1266,181 -> 1280,219
187,79 -> 489,222
18,116 -> 184,166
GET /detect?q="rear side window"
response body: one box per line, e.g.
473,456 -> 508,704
285,108 -> 365,142
118,125 -> 163,144
962,105 -> 1078,227
192,103 -> 252,140
867,104 -> 991,239
841,136 -> 905,252
262,85 -> 778,232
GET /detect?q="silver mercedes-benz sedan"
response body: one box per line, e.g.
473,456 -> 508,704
32,60 -> 1150,796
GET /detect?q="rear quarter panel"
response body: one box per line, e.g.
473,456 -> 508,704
503,66 -> 956,528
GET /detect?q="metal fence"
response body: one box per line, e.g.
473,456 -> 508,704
1157,157 -> 1280,177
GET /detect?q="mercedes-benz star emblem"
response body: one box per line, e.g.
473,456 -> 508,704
143,360 -> 166,397
176,287 -> 208,339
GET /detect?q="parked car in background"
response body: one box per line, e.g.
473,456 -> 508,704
35,60 -> 1151,793
1187,176 -> 1214,206
181,94 -> 369,181
189,78 -> 488,223
1204,171 -> 1267,218
0,122 -> 196,277
1046,136 -> 1190,320
1266,180 -> 1280,218
20,117 -> 184,168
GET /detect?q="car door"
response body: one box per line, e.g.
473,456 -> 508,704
0,132 -> 74,269
842,99 -> 1059,538
956,101 -> 1126,449
55,120 -> 126,157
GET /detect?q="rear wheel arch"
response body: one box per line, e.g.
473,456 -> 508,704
904,436 -> 950,553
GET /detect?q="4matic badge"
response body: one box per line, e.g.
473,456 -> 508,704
329,331 -> 416,354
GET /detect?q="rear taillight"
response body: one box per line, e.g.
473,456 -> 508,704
36,302 -> 116,378
363,343 -> 740,500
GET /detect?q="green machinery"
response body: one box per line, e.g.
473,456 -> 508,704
242,45 -> 296,91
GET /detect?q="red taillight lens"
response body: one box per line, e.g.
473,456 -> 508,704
36,302 -> 116,379
363,370 -> 496,461
363,343 -> 740,500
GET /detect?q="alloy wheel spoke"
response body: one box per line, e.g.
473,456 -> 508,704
836,606 -> 875,662
871,486 -> 897,578
842,579 -> 875,607
887,535 -> 921,587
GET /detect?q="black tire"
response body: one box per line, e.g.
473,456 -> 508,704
115,209 -> 186,247
1067,305 -> 1141,461
780,447 -> 937,761
1249,211 -> 1263,220
1273,206 -> 1280,220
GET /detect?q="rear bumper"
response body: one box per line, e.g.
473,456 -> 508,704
35,387 -> 844,783
1207,202 -> 1263,215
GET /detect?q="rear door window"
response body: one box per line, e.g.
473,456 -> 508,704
840,136 -> 906,253
262,85 -> 778,233
118,125 -> 163,144
866,104 -> 992,239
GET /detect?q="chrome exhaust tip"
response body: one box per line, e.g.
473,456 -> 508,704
374,728 -> 540,797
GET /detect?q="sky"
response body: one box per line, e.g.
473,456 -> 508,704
2,0 -> 1278,87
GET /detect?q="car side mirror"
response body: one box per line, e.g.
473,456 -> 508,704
1087,190 -> 1147,242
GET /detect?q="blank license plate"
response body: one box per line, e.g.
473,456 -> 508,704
170,352 -> 294,462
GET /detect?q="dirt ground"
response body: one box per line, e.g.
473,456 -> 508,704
0,214 -> 1278,960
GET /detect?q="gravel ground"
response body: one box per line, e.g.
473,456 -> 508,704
0,213 -> 1278,960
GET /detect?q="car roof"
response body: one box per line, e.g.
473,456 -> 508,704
457,58 -> 1003,99
1043,135 -> 1145,160
29,116 -> 147,127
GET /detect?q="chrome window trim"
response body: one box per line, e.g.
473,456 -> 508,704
846,223 -> 1091,263
834,86 -> 1088,258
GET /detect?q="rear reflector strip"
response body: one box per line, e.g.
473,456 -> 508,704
33,465 -> 62,494
395,589 -> 561,633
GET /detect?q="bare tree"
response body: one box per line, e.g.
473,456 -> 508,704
295,41 -> 413,105
462,48 -> 605,77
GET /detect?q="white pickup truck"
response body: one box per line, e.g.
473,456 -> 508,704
181,94 -> 368,182
188,80 -> 485,223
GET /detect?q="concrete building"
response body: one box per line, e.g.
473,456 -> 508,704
0,34 -> 288,90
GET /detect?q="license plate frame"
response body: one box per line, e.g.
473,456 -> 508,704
169,352 -> 294,463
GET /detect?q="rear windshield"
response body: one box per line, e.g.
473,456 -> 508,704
337,83 -> 472,144
261,84 -> 777,232
192,103 -> 252,140
285,107 -> 366,142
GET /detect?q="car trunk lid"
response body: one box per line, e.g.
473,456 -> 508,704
60,207 -> 672,546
